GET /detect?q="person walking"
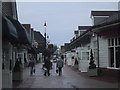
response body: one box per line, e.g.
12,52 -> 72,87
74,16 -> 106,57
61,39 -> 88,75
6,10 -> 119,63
56,55 -> 64,76
28,58 -> 35,76
44,56 -> 52,76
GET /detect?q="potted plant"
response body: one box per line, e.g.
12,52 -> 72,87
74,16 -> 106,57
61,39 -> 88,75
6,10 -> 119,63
12,58 -> 23,81
87,49 -> 97,76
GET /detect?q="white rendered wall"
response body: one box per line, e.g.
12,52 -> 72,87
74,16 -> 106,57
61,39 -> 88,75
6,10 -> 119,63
66,52 -> 72,66
99,37 -> 109,68
78,44 -> 90,72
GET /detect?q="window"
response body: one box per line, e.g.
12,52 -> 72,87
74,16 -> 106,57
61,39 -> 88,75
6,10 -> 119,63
119,37 -> 120,45
93,41 -> 97,48
108,37 -> 120,68
111,38 -> 114,46
115,38 -> 117,46
82,52 -> 89,60
108,39 -> 111,46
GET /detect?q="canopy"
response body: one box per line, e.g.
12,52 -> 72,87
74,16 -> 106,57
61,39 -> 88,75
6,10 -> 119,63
7,16 -> 31,45
2,15 -> 18,43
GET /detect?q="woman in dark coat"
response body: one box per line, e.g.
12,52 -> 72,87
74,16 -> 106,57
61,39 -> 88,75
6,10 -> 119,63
44,56 -> 52,76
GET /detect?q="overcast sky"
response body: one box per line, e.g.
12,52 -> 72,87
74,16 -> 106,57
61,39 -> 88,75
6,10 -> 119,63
16,2 -> 118,47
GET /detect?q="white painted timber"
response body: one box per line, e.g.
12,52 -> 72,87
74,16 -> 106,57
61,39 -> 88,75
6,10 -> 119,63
99,37 -> 109,68
79,60 -> 89,72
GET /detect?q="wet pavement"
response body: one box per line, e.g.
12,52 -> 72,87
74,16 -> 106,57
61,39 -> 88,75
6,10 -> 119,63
13,62 -> 119,88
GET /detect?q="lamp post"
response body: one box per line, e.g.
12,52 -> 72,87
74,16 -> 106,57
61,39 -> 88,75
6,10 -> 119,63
44,21 -> 47,49
44,21 -> 47,61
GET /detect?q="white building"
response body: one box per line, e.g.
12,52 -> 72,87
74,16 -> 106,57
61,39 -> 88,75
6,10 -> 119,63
65,10 -> 120,77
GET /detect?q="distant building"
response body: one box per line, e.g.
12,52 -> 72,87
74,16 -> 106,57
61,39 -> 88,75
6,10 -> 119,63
22,24 -> 31,37
34,31 -> 45,47
74,26 -> 91,38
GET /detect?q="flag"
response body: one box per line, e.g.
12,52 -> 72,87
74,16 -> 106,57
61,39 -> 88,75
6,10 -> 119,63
44,21 -> 47,28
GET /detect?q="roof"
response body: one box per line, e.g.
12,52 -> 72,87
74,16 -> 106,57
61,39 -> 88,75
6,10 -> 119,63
78,26 -> 92,30
34,31 -> 45,44
22,24 -> 31,34
68,12 -> 120,50
91,11 -> 119,17
93,12 -> 120,28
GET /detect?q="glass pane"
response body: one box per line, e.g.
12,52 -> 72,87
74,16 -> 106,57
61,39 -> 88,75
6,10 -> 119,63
111,38 -> 114,46
119,37 -> 120,45
82,52 -> 89,60
109,48 -> 114,67
116,47 -> 120,68
115,38 -> 117,46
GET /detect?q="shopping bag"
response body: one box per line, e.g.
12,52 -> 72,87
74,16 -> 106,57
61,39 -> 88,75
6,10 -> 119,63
43,67 -> 47,73
56,69 -> 58,73
33,68 -> 35,73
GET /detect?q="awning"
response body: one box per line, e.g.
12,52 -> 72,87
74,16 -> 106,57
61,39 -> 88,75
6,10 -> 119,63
2,15 -> 18,43
6,16 -> 31,45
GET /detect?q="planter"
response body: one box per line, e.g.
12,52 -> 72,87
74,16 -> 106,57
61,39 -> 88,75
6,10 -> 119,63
87,68 -> 98,76
73,64 -> 78,69
2,70 -> 12,88
13,71 -> 23,81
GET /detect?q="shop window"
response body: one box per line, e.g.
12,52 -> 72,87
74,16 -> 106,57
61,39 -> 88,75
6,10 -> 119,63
82,52 -> 89,60
109,47 -> 114,67
108,39 -> 111,46
93,41 -> 97,48
88,46 -> 90,50
119,37 -> 120,45
111,38 -> 114,46
115,38 -> 117,46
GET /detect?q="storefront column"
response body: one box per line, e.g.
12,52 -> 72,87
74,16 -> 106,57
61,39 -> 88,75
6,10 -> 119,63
0,20 -> 2,89
113,38 -> 116,68
0,4 -> 2,89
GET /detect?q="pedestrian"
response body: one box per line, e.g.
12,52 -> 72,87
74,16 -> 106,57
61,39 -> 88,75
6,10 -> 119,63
56,55 -> 64,76
28,58 -> 35,76
13,58 -> 22,72
44,56 -> 52,76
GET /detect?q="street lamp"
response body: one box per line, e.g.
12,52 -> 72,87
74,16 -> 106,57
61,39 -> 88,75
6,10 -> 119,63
44,21 -> 47,61
44,21 -> 47,49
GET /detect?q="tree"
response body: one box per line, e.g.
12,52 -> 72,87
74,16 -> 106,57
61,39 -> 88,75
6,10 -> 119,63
89,49 -> 96,69
48,44 -> 57,55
